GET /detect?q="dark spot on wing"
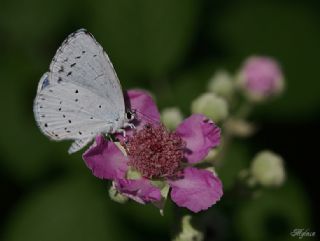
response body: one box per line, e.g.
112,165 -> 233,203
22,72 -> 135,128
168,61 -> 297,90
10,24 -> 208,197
58,77 -> 62,83
75,90 -> 78,93
55,134 -> 59,137
99,105 -> 101,108
63,114 -> 66,118
90,117 -> 93,119
68,120 -> 72,123
60,101 -> 63,104
79,131 -> 82,135
58,66 -> 64,73
67,71 -> 72,76
75,99 -> 78,102
70,63 -> 76,67
66,130 -> 71,133
44,123 -> 48,127
82,50 -> 86,54
49,89 -> 53,93
93,54 -> 97,57
75,56 -> 81,59
58,107 -> 61,111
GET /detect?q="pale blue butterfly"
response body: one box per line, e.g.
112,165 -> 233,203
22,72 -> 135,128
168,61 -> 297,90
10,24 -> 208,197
33,29 -> 134,154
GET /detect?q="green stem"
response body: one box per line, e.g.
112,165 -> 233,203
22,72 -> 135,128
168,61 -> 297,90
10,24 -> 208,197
213,100 -> 254,165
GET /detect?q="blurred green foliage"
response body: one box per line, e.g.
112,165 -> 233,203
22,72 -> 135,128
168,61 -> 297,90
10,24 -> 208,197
0,0 -> 318,240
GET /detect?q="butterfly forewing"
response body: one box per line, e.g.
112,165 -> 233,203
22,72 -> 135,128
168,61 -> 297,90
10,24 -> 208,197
48,29 -> 125,114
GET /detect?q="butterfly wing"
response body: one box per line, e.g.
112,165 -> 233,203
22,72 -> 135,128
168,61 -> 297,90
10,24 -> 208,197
48,29 -> 125,115
34,29 -> 126,153
34,74 -> 116,153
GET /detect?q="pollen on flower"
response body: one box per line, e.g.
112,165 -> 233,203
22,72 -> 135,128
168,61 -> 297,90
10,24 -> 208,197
122,124 -> 186,179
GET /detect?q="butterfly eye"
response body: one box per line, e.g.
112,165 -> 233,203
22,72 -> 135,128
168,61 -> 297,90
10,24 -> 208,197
126,111 -> 134,121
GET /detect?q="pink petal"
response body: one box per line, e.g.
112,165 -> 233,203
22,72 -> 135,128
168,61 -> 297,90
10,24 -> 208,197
168,167 -> 223,213
115,178 -> 162,204
176,114 -> 221,163
82,135 -> 128,180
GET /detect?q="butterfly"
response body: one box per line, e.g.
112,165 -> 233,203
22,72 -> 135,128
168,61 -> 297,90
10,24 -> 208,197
33,29 -> 135,154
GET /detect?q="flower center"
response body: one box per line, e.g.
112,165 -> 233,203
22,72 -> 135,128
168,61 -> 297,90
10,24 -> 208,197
122,124 -> 185,179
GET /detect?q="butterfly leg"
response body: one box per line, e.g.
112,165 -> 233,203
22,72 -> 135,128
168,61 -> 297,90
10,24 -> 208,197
117,128 -> 126,137
124,123 -> 135,129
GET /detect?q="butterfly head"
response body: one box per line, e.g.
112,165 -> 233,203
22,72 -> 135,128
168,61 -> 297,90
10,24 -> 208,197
125,110 -> 135,122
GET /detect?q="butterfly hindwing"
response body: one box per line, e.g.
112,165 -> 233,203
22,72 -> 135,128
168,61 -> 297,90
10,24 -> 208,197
34,81 -> 116,141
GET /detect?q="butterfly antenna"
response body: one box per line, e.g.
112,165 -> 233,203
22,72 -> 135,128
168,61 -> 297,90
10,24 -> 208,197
132,108 -> 161,124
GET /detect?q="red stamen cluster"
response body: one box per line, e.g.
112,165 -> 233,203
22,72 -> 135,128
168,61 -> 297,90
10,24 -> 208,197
123,124 -> 185,179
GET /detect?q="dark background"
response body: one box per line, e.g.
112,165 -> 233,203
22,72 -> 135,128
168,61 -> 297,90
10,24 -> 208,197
0,0 -> 319,240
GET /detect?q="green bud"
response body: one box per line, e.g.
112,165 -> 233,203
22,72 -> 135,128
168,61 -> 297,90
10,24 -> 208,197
250,150 -> 285,187
204,149 -> 218,162
173,215 -> 203,241
191,93 -> 228,123
208,70 -> 234,98
161,107 -> 183,130
225,118 -> 255,137
109,184 -> 128,204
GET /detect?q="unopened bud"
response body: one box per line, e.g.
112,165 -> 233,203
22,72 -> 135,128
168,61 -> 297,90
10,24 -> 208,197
237,56 -> 285,101
161,107 -> 183,130
191,93 -> 228,123
208,70 -> 234,98
173,215 -> 203,241
250,150 -> 285,187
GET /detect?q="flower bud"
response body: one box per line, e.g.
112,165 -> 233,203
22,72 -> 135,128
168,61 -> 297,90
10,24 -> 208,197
109,183 -> 128,203
237,56 -> 284,101
173,215 -> 204,241
225,118 -> 255,137
191,93 -> 228,123
208,70 -> 234,98
250,150 -> 285,187
204,149 -> 218,162
161,107 -> 183,130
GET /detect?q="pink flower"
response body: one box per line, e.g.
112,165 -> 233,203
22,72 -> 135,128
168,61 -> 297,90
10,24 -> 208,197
83,90 -> 223,213
238,56 -> 284,100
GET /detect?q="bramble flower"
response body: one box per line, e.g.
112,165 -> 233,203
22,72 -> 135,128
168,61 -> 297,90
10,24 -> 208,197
83,90 -> 223,213
237,56 -> 284,101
